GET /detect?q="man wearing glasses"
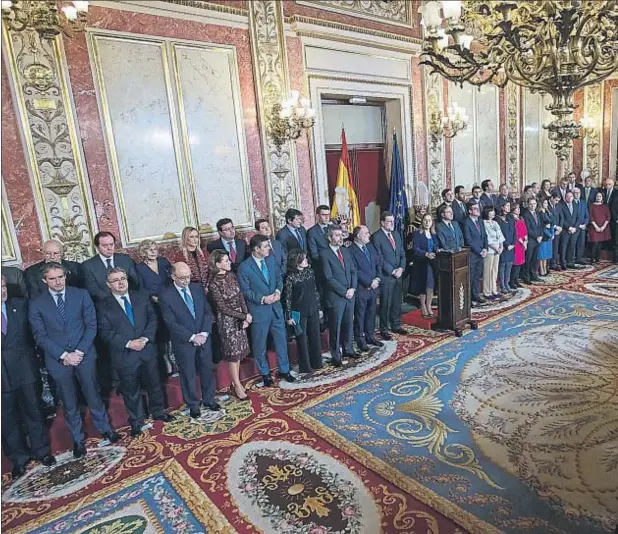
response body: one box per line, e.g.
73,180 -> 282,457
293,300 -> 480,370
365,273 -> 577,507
96,268 -> 175,438
25,240 -> 83,298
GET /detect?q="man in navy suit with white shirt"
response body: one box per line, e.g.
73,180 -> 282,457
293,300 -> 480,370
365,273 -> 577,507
29,262 -> 118,458
276,208 -> 308,253
349,226 -> 383,352
159,262 -> 218,419
255,218 -> 287,275
462,202 -> 489,304
572,187 -> 590,265
238,235 -> 295,386
97,268 -> 174,437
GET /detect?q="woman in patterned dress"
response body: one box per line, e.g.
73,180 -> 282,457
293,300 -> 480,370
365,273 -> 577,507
174,227 -> 209,293
208,249 -> 252,401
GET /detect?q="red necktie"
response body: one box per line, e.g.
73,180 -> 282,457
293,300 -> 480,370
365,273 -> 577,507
337,249 -> 344,267
229,243 -> 237,263
387,232 -> 396,249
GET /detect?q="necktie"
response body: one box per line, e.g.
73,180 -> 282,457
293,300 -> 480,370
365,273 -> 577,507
106,258 -> 112,271
121,296 -> 134,325
261,259 -> 270,282
387,232 -> 396,249
181,288 -> 196,319
362,245 -> 370,261
337,249 -> 344,267
56,293 -> 66,322
474,220 -> 480,233
447,223 -> 453,232
296,229 -> 304,248
569,203 -> 573,214
229,242 -> 237,263
322,225 -> 328,236
1,308 -> 6,335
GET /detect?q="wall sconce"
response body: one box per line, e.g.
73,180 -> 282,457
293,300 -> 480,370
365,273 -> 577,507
268,90 -> 316,152
429,101 -> 468,145
1,1 -> 89,40
579,116 -> 598,138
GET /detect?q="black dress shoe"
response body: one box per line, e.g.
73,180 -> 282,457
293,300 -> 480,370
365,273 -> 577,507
205,402 -> 221,411
356,341 -> 369,352
331,358 -> 342,368
189,408 -> 201,419
531,276 -> 542,282
391,328 -> 407,335
367,338 -> 384,348
130,425 -> 143,438
102,430 -> 120,444
278,372 -> 297,383
380,331 -> 392,341
11,464 -> 26,479
344,351 -> 361,359
40,454 -> 56,467
262,374 -> 274,387
153,412 -> 175,423
73,441 -> 87,459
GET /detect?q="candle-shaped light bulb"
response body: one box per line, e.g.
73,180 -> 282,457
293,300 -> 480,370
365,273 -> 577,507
62,5 -> 78,20
73,0 -> 89,11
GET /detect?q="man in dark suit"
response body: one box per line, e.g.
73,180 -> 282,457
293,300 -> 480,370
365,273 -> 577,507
436,205 -> 465,251
28,262 -> 118,458
159,262 -> 218,419
371,211 -> 407,339
1,266 -> 27,298
349,226 -> 383,352
469,185 -> 483,207
26,239 -> 83,298
601,178 -> 618,263
522,197 -> 543,283
558,190 -> 581,269
238,235 -> 295,386
462,202 -> 489,305
206,218 -> 247,272
320,225 -> 359,366
82,231 -> 140,301
548,193 -> 564,270
479,179 -> 497,210
307,205 -> 331,263
577,175 -> 597,204
97,268 -> 174,436
1,276 -> 55,479
551,176 -> 570,199
573,187 -> 590,265
451,186 -> 468,223
496,184 -> 514,210
435,188 -> 454,222
276,208 -> 307,253
255,218 -> 287,275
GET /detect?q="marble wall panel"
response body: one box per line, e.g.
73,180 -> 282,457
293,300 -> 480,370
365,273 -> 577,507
90,34 -> 189,245
523,90 -> 558,183
172,42 -> 253,231
449,83 -> 475,191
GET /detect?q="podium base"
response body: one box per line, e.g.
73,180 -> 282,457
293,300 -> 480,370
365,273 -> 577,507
432,319 -> 478,337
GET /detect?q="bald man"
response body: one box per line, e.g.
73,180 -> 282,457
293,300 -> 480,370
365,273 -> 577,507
25,240 -> 83,298
158,262 -> 218,419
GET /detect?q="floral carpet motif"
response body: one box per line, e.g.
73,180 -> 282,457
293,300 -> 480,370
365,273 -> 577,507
592,264 -> 618,280
583,282 -> 618,298
292,291 -> 618,534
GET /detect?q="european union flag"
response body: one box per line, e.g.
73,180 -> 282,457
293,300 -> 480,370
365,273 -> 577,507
388,131 -> 408,240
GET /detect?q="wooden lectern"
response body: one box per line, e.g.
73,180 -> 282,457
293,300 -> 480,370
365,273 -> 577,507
432,248 -> 478,337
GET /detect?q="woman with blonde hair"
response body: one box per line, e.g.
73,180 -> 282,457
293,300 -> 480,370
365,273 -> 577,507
411,213 -> 437,317
175,226 -> 209,291
208,249 -> 252,400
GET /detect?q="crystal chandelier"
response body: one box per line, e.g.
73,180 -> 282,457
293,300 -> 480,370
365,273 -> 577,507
429,101 -> 469,144
418,0 -> 618,160
268,90 -> 316,151
1,1 -> 89,40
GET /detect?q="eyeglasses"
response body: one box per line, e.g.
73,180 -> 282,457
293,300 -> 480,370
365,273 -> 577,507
174,275 -> 191,281
108,276 -> 127,284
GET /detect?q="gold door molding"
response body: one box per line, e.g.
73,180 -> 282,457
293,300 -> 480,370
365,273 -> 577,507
506,83 -> 520,194
249,0 -> 301,229
2,26 -> 96,261
424,68 -> 445,208
583,83 -> 603,184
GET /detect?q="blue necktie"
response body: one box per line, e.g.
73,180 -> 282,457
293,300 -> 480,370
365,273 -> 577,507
261,259 -> 270,282
296,229 -> 304,248
182,288 -> 196,319
121,296 -> 134,325
362,245 -> 370,261
56,293 -> 66,322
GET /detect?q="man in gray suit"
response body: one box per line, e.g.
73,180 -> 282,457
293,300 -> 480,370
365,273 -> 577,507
371,211 -> 407,339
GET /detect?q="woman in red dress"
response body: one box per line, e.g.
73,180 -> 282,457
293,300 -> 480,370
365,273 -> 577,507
588,191 -> 611,263
511,203 -> 528,289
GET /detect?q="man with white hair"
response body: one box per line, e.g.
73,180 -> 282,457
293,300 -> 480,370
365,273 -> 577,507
25,240 -> 83,298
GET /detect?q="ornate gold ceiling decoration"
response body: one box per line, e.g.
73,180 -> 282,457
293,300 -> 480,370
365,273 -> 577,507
296,0 -> 415,27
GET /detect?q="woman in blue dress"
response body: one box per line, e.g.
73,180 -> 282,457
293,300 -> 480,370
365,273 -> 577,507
411,214 -> 437,318
536,197 -> 555,276
135,239 -> 173,375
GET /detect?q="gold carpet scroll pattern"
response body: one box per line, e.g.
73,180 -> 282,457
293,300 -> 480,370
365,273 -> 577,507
453,318 -> 618,530
363,355 -> 501,489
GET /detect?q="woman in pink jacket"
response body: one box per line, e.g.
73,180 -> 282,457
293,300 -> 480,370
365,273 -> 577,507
511,203 -> 528,289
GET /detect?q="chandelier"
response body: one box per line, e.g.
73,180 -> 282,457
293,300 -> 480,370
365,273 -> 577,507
418,0 -> 618,160
429,101 -> 469,144
1,1 -> 89,40
268,90 -> 316,151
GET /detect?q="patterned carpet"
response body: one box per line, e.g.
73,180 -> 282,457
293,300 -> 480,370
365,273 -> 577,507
2,263 -> 617,534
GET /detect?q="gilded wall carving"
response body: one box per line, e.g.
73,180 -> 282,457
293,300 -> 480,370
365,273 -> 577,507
424,69 -> 445,208
583,84 -> 602,183
249,0 -> 300,229
506,83 -> 520,193
296,1 -> 414,26
2,27 -> 95,261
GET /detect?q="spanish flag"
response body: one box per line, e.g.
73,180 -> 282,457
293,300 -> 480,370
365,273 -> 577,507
331,127 -> 361,228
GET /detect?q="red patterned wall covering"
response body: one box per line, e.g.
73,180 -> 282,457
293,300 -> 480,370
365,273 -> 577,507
411,57 -> 428,187
602,78 -> 618,181
283,0 -> 422,40
285,35 -> 316,225
1,65 -> 44,266
62,4 -> 267,253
